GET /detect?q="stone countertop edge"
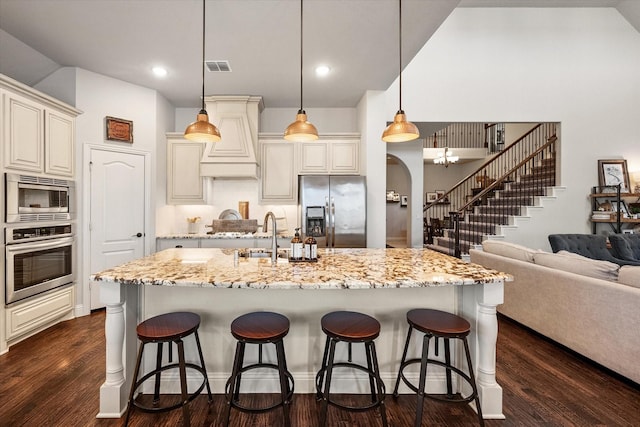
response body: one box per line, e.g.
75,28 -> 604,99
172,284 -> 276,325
157,232 -> 294,239
91,247 -> 513,290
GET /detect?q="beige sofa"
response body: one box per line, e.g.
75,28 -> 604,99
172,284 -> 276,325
470,240 -> 640,385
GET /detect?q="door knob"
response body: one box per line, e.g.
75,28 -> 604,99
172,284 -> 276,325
133,232 -> 143,237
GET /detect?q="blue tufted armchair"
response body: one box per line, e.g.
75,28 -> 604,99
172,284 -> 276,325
608,234 -> 640,262
548,234 -> 640,267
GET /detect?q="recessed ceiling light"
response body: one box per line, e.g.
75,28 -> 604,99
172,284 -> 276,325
315,65 -> 331,77
152,66 -> 168,77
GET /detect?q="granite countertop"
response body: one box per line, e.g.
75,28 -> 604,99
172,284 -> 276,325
157,232 -> 294,239
91,248 -> 512,290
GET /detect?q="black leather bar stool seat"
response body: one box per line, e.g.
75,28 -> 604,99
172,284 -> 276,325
225,311 -> 294,427
316,311 -> 388,427
393,308 -> 484,427
124,311 -> 212,427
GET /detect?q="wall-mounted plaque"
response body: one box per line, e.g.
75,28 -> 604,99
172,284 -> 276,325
106,116 -> 133,143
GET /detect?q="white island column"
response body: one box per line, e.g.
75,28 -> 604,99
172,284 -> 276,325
461,281 -> 505,419
97,282 -> 139,418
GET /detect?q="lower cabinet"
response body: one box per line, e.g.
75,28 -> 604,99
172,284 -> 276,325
156,237 -> 292,251
5,284 -> 75,343
156,238 -> 200,251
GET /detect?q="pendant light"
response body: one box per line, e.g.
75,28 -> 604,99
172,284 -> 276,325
184,0 -> 221,143
284,0 -> 318,142
382,0 -> 419,143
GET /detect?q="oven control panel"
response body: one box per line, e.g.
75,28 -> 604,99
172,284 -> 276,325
6,224 -> 73,244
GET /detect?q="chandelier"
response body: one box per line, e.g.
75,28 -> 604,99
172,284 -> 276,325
433,147 -> 458,167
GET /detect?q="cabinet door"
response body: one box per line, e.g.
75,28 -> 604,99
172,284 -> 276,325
45,109 -> 75,176
167,137 -> 206,204
260,140 -> 297,203
3,91 -> 44,173
156,238 -> 200,251
330,140 -> 359,174
200,238 -> 253,249
299,142 -> 329,174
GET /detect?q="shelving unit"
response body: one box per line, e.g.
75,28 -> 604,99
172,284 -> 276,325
590,185 -> 640,234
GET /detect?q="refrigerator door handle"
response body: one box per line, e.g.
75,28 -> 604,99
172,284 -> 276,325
325,196 -> 330,248
331,197 -> 336,248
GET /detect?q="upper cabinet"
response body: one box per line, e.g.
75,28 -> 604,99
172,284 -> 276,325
299,134 -> 360,175
1,75 -> 80,177
166,133 -> 207,205
259,137 -> 297,204
45,109 -> 75,176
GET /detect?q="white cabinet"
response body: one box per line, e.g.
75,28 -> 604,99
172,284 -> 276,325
5,285 -> 74,343
156,238 -> 201,251
299,134 -> 360,175
259,138 -> 297,204
166,133 -> 206,205
45,109 -> 75,176
1,75 -> 79,177
199,239 -> 253,249
3,91 -> 44,173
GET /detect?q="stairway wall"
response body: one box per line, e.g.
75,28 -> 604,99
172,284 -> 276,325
491,187 -> 571,252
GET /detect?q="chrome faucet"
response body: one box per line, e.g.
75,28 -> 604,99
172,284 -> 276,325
263,211 -> 278,263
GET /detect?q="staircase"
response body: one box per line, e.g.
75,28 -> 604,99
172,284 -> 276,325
430,157 -> 556,255
424,123 -> 558,258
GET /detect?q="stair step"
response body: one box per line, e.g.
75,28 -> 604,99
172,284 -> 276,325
458,222 -> 497,233
488,196 -> 534,206
497,188 -> 547,198
475,205 -> 522,216
467,213 -> 512,225
506,178 -> 555,190
520,171 -> 555,181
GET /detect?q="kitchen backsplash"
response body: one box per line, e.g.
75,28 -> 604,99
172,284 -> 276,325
156,179 -> 298,235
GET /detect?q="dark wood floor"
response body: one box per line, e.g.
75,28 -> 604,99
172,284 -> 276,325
1,310 -> 639,427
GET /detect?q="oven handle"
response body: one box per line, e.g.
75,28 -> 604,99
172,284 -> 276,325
5,236 -> 74,254
18,182 -> 69,193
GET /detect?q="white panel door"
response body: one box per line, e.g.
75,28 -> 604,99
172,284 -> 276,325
89,149 -> 145,309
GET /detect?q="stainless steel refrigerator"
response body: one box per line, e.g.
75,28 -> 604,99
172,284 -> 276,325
299,176 -> 366,248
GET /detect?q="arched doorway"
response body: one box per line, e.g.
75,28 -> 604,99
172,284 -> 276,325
386,154 -> 411,248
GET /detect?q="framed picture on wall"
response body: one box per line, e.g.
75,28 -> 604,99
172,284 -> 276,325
426,192 -> 438,203
598,159 -> 630,193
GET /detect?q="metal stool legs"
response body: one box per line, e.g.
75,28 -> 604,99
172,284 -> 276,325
224,340 -> 294,427
316,336 -> 388,427
393,326 -> 484,427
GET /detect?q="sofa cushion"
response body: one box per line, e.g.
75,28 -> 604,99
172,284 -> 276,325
481,240 -> 539,263
618,266 -> 640,288
533,250 -> 620,281
609,234 -> 640,261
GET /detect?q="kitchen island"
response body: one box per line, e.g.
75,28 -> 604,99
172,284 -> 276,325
92,247 -> 511,419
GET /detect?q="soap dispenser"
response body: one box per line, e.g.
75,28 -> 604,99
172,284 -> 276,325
304,232 -> 318,261
290,228 -> 303,260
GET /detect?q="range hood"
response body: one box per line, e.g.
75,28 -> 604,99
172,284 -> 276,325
200,95 -> 263,179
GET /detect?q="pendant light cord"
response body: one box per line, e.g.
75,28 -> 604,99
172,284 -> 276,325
299,0 -> 304,112
200,0 -> 206,111
398,0 -> 403,112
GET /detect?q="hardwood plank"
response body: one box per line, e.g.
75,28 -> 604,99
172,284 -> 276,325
0,310 -> 638,426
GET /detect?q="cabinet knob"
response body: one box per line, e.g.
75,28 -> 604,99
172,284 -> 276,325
132,232 -> 143,237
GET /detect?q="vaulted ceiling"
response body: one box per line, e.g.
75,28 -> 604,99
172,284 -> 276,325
1,0 -> 638,109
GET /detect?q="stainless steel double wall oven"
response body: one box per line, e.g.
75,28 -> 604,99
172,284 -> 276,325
4,174 -> 76,305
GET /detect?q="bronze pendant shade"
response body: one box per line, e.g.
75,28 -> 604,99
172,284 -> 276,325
184,0 -> 221,143
382,0 -> 419,143
284,0 -> 318,142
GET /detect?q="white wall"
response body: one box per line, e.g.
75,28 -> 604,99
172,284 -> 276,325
36,67 -> 173,315
387,7 -> 640,244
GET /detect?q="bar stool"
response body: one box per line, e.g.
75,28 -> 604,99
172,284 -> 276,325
124,311 -> 212,427
393,308 -> 484,427
315,311 -> 388,427
224,311 -> 294,427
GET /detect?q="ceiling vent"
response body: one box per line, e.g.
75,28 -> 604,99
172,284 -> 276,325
206,60 -> 231,72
